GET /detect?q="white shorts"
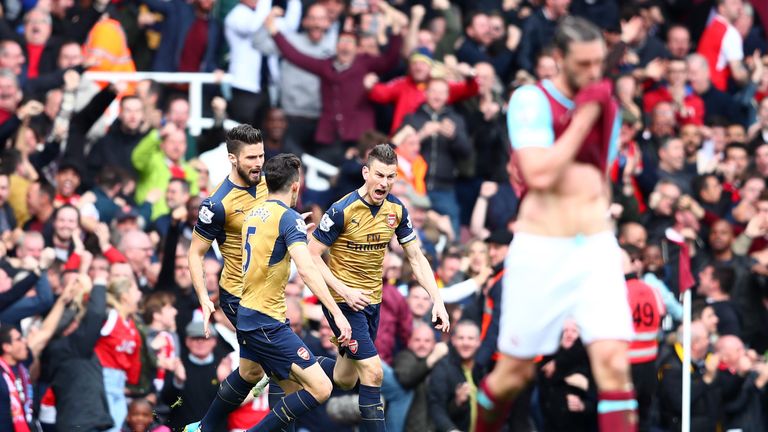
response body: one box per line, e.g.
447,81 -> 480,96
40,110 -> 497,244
498,231 -> 635,358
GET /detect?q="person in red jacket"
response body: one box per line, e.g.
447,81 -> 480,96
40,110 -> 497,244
696,0 -> 749,91
642,58 -> 705,126
366,48 -> 479,133
266,7 -> 403,165
95,277 -> 143,432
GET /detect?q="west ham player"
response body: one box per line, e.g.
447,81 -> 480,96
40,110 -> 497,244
236,154 -> 351,431
474,17 -> 637,431
186,124 -> 269,432
308,143 -> 450,431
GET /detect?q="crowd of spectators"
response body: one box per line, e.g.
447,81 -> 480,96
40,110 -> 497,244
0,0 -> 766,431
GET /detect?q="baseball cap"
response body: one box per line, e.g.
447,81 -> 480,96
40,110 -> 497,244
621,108 -> 640,126
406,191 -> 431,210
485,229 -> 514,245
186,320 -> 217,338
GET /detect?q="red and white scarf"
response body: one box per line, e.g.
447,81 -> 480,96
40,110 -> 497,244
0,358 -> 30,432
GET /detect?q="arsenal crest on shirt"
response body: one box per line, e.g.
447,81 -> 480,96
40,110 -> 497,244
348,339 -> 359,354
297,347 -> 310,361
386,213 -> 397,228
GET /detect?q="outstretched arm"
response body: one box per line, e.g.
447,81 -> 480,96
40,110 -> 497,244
403,240 -> 450,333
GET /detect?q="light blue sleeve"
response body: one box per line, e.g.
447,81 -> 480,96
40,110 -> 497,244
607,113 -> 622,167
643,273 -> 683,321
506,85 -> 554,150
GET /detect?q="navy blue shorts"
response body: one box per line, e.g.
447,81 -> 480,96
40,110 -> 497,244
238,310 -> 316,380
321,303 -> 380,360
219,288 -> 240,328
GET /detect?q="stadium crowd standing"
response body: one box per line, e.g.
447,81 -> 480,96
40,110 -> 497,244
0,0 -> 765,431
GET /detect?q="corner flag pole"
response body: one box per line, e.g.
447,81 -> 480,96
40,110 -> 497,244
681,288 -> 692,432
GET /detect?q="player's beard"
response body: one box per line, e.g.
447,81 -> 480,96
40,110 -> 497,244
564,65 -> 582,96
236,162 -> 261,187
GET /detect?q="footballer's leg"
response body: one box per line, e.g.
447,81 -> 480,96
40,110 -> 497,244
354,354 -> 386,432
476,354 -> 536,431
351,305 -> 385,432
587,340 -> 637,432
322,303 -> 385,430
575,238 -> 637,432
193,358 -> 264,431
247,363 -> 333,432
332,353 -> 359,390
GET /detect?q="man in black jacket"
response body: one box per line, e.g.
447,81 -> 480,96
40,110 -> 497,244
161,321 -> 226,432
427,320 -> 483,432
41,274 -> 114,432
657,321 -> 723,431
517,0 -> 570,73
86,96 -> 148,180
402,78 -> 471,236
394,322 -> 449,432
715,335 -> 768,432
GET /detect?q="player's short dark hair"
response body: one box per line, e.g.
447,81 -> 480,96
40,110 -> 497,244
226,124 -> 263,156
759,189 -> 768,203
553,16 -> 603,55
710,264 -> 736,294
264,153 -> 301,193
366,143 -> 397,167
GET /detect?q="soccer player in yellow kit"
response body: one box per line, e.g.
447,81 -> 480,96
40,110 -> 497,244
236,153 -> 351,432
187,125 -> 269,432
309,143 -> 450,432
189,124 -> 269,333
